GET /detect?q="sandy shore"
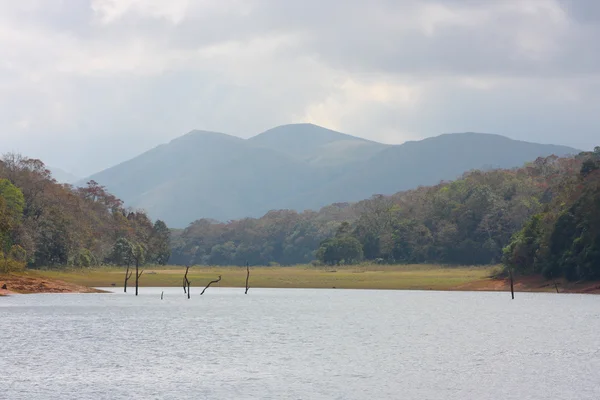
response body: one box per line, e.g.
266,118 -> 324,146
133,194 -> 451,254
0,273 -> 105,295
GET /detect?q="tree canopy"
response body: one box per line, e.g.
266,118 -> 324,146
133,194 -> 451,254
503,149 -> 600,281
171,149 -> 600,281
0,153 -> 170,270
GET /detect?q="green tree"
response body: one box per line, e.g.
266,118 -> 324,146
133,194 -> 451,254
111,237 -> 134,266
580,159 -> 599,177
148,220 -> 171,265
502,214 -> 544,275
75,249 -> 96,268
0,179 -> 24,222
317,235 -> 363,265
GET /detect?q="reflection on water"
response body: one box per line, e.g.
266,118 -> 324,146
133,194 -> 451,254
1,287 -> 600,399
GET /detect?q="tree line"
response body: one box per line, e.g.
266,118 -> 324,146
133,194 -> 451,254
0,154 -> 170,272
503,147 -> 600,281
5,148 -> 596,283
171,148 -> 600,281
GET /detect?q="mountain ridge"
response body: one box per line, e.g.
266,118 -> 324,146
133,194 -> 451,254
80,124 -> 580,227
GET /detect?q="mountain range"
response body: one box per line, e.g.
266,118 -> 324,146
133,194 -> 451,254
80,124 -> 579,227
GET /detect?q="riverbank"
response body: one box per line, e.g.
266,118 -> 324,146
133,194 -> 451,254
13,264 -> 600,294
0,272 -> 106,295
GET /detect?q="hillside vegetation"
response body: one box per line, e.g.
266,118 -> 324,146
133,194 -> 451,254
0,154 -> 170,272
503,148 -> 600,281
83,123 -> 578,227
171,148 -> 600,281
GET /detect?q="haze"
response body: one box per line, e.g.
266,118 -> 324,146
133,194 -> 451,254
1,0 -> 599,177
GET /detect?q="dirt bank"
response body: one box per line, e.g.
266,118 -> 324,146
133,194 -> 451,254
0,273 -> 105,295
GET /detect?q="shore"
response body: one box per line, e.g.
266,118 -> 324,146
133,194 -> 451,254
3,265 -> 600,295
0,272 -> 106,295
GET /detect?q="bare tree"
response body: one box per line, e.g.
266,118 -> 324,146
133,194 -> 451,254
200,275 -> 221,295
245,261 -> 250,294
133,244 -> 145,296
183,266 -> 191,299
135,266 -> 144,296
509,269 -> 514,300
123,264 -> 132,293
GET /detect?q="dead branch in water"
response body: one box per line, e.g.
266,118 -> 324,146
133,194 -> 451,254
183,265 -> 189,293
135,267 -> 144,296
183,266 -> 191,299
245,261 -> 250,295
509,269 -> 514,300
124,264 -> 132,293
200,275 -> 222,295
133,244 -> 145,297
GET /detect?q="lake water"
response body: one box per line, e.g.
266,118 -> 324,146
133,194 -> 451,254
1,288 -> 600,400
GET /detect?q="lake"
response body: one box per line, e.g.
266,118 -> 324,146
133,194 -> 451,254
1,288 -> 600,399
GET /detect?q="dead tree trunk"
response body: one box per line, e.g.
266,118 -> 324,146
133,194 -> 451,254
135,258 -> 144,296
183,266 -> 191,298
509,269 -> 514,300
200,275 -> 222,295
245,261 -> 250,295
124,264 -> 132,293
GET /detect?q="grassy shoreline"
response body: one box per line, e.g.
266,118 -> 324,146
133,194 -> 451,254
4,264 -> 600,294
32,264 -> 496,291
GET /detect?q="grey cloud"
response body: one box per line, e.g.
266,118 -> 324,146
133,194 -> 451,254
87,0 -> 600,77
0,0 -> 599,176
561,0 -> 600,23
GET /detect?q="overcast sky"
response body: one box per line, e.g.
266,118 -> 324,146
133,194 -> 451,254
1,0 -> 599,176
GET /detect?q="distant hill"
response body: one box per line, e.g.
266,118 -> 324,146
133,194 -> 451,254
48,166 -> 80,184
248,123 -> 388,166
80,124 -> 579,227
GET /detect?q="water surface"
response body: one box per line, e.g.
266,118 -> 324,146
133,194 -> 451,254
1,288 -> 600,399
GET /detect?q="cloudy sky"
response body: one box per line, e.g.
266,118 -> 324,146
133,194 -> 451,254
1,0 -> 599,176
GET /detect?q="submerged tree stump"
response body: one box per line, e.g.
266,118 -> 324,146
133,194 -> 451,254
135,263 -> 143,297
200,275 -> 222,295
183,266 -> 191,299
124,264 -> 132,293
245,262 -> 250,295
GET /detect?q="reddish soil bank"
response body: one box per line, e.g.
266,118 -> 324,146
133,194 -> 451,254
0,274 -> 104,295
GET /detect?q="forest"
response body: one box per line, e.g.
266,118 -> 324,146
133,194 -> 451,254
503,148 -> 600,281
0,154 -> 170,272
171,147 -> 600,281
3,148 -> 598,282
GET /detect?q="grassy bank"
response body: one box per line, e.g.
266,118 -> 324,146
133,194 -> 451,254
33,264 -> 498,291
7,264 -> 600,294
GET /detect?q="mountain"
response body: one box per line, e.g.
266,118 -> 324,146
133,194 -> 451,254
48,166 -> 80,184
248,123 -> 388,166
80,124 -> 579,227
296,132 -> 580,207
80,129 -> 317,226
